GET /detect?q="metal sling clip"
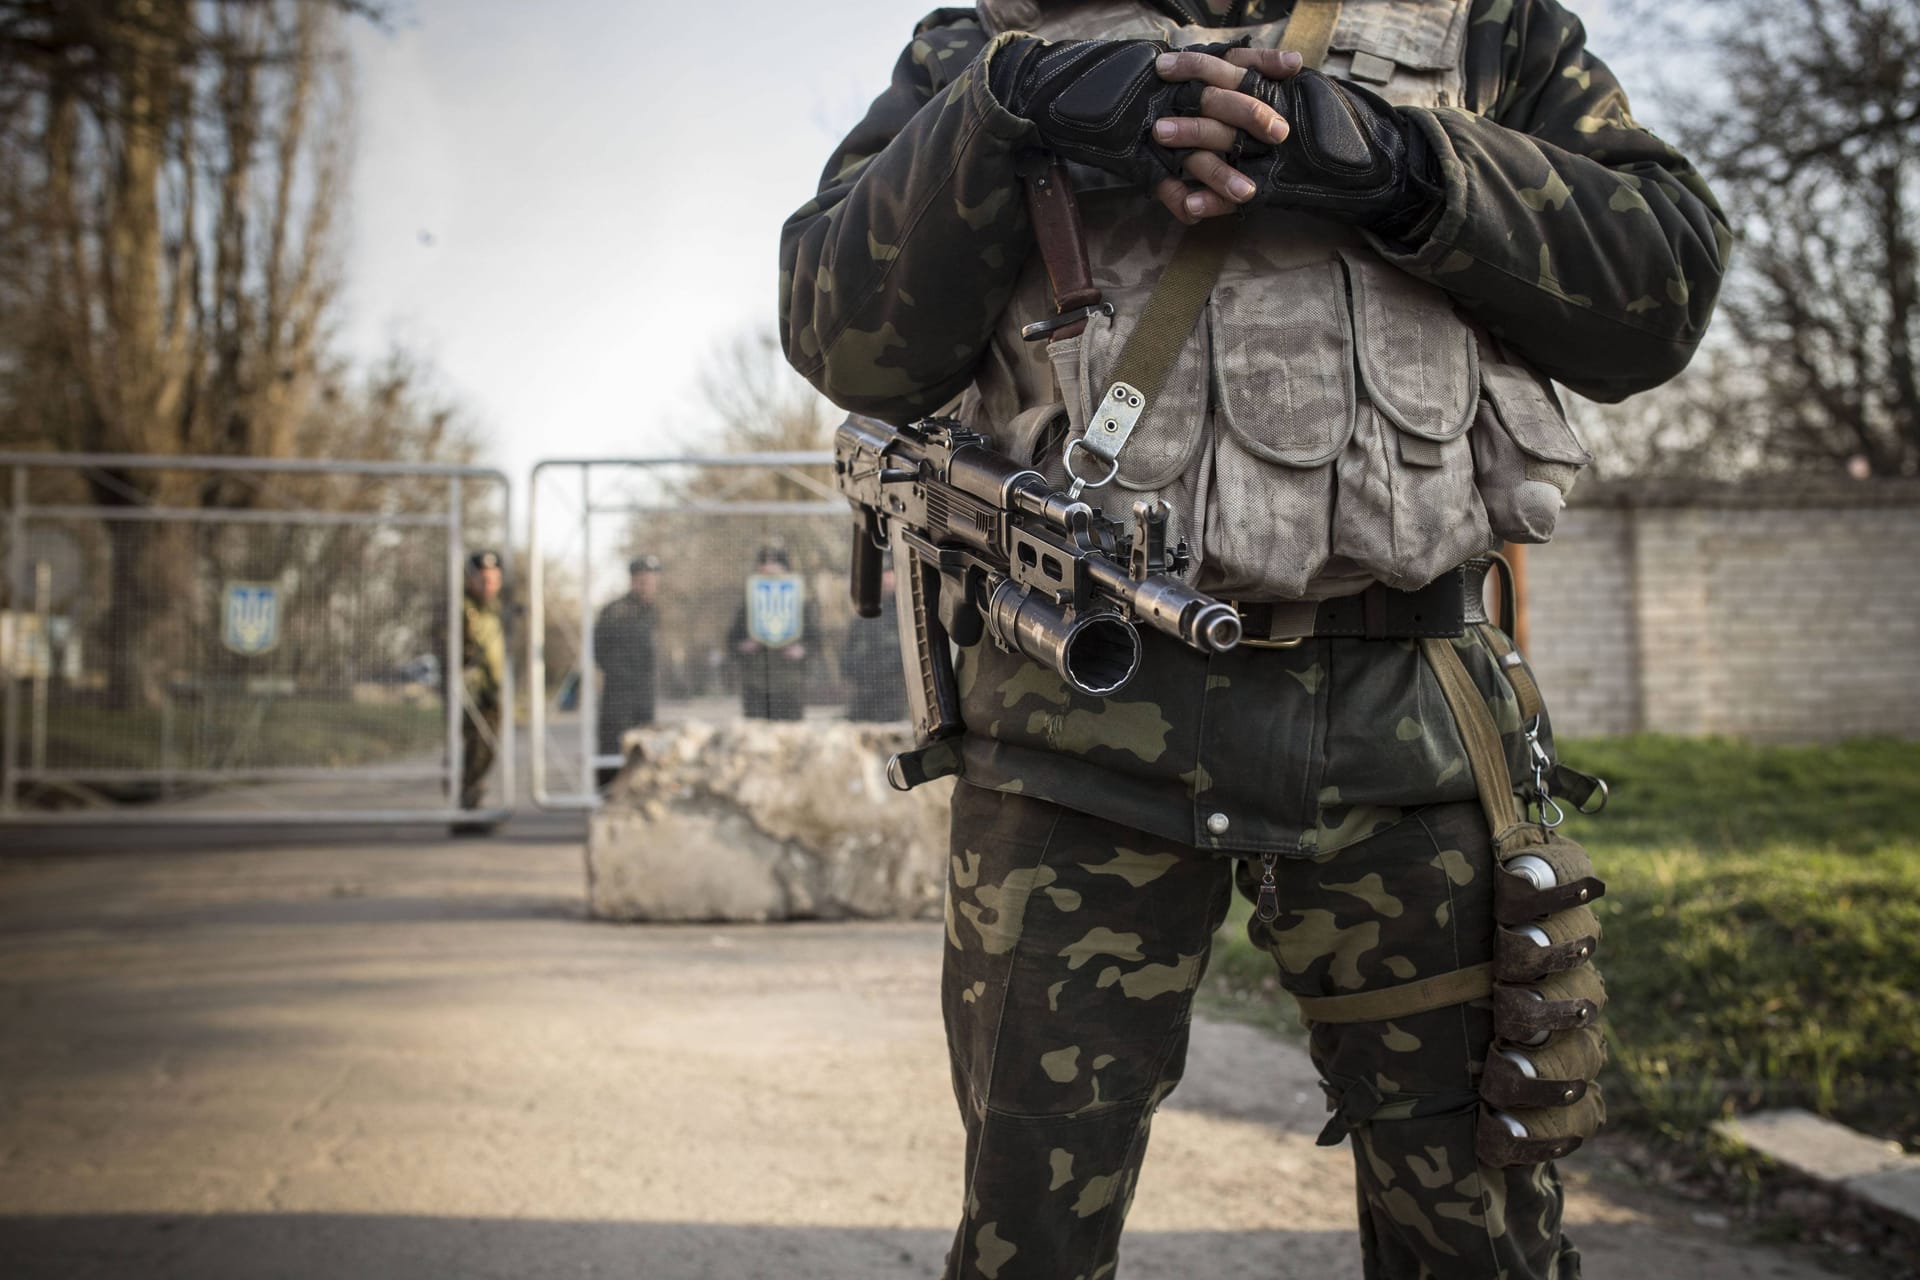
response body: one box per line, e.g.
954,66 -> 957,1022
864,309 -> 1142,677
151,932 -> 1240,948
1523,715 -> 1566,829
1021,301 -> 1114,342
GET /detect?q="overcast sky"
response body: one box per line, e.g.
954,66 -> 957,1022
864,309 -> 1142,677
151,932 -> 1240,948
342,0 -> 1651,495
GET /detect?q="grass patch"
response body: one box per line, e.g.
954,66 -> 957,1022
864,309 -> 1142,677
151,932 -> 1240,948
1203,736 -> 1920,1150
41,697 -> 442,772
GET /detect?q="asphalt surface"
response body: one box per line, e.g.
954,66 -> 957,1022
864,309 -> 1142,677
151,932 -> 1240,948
0,822 -> 1845,1279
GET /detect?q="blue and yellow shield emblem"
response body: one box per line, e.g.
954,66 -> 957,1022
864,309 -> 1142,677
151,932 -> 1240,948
222,582 -> 281,656
746,573 -> 803,647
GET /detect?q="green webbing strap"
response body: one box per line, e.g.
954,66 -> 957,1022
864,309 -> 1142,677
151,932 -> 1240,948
1316,1072 -> 1480,1145
1421,637 -> 1526,839
1293,961 -> 1494,1024
1277,0 -> 1343,70
1104,215 -> 1238,407
1082,0 -> 1345,476
1479,621 -> 1545,727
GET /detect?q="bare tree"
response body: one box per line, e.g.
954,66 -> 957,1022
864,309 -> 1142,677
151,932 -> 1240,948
685,327 -> 836,489
0,1 -> 406,705
1584,0 -> 1919,478
599,329 -> 845,703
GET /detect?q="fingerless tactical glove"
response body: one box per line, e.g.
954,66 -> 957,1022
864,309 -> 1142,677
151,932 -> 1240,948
989,37 -> 1208,187
1231,67 -> 1441,230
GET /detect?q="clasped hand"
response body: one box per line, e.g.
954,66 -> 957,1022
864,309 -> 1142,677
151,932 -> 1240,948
994,37 -> 1423,228
1149,45 -> 1302,224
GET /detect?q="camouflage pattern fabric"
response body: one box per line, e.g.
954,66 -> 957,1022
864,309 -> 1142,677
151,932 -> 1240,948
460,701 -> 499,811
944,781 -> 1582,1279
954,622 -> 1548,858
777,0 -> 1728,417
459,594 -> 506,810
462,594 -> 506,709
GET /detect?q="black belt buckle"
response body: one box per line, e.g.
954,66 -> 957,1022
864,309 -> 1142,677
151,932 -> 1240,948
1230,600 -> 1314,648
1310,574 -> 1469,641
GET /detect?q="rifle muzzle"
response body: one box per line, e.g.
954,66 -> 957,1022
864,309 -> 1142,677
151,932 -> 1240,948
1086,561 -> 1242,654
986,580 -> 1141,697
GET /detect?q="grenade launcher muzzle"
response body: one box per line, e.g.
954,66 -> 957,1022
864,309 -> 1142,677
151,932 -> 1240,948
985,579 -> 1141,697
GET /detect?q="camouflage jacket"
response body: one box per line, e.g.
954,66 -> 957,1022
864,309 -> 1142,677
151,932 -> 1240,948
778,0 -> 1729,414
462,595 -> 506,711
778,0 -> 1721,855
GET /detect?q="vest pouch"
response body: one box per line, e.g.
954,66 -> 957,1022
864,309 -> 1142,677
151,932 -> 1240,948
1472,352 -> 1592,544
1201,261 -> 1353,597
1332,251 -> 1493,589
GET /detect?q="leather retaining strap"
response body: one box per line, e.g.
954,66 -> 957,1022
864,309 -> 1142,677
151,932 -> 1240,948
1019,156 -> 1106,341
1293,961 -> 1493,1024
1236,561 -> 1488,645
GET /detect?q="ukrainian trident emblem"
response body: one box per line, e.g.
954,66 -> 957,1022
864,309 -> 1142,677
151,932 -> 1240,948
222,582 -> 281,656
746,573 -> 803,647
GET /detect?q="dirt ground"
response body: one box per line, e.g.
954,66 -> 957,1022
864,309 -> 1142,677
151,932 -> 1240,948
0,825 -> 1844,1279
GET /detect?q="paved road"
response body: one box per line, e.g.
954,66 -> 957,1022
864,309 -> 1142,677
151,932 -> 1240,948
0,832 -> 1841,1279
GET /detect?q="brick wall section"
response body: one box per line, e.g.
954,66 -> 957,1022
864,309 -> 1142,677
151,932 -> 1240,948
1520,478 -> 1920,742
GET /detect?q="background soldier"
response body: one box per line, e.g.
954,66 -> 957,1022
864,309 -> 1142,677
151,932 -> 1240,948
780,1 -> 1726,1277
840,562 -> 907,722
726,545 -> 818,721
593,554 -> 662,788
455,548 -> 506,831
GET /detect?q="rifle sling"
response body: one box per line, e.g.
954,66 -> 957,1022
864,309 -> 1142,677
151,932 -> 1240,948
1279,0 -> 1343,72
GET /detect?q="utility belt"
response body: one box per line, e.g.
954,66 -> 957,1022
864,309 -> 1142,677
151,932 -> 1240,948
1232,558 -> 1490,648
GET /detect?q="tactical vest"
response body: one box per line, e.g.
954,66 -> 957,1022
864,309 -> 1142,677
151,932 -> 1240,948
967,0 -> 1591,601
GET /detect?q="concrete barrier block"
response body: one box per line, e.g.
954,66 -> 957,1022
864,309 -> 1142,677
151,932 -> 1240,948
586,721 -> 953,923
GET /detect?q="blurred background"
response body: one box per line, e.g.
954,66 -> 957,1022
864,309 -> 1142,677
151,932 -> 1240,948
0,1 -> 1915,1277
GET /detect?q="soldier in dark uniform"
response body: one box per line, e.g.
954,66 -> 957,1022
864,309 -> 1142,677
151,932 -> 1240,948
840,563 -> 907,722
593,554 -> 662,788
455,549 -> 506,831
726,545 -> 819,721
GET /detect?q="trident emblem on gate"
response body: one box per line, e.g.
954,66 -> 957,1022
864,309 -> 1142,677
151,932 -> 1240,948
746,573 -> 803,648
222,582 -> 281,656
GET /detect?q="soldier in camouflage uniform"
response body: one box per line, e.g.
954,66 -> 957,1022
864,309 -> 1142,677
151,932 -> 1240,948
457,549 -> 507,823
780,0 -> 1724,1275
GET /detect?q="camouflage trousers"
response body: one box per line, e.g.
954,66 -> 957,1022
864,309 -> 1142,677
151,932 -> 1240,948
460,701 -> 499,810
941,782 -> 1582,1280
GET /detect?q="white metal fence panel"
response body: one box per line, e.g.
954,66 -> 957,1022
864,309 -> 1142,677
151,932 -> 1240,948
529,455 -> 907,810
0,453 -> 513,824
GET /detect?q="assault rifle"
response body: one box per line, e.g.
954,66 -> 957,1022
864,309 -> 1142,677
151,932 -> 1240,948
833,414 -> 1242,790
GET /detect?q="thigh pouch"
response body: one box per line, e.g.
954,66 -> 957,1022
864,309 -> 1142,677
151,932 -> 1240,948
1256,587 -> 1612,1168
1420,634 -> 1611,1167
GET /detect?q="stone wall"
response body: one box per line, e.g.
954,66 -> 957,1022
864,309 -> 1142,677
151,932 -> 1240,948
1525,478 -> 1920,741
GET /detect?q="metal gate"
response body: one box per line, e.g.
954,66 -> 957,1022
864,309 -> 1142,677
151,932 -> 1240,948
0,453 -> 514,824
529,454 -> 904,810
